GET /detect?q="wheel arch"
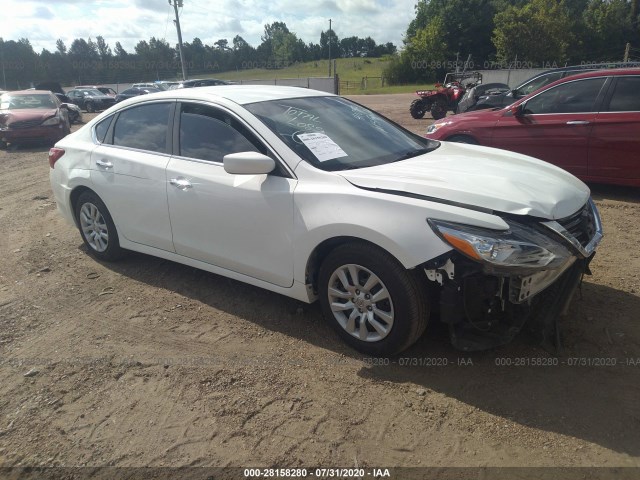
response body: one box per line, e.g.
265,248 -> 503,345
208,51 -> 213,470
303,235 -> 415,299
69,185 -> 99,228
444,133 -> 480,145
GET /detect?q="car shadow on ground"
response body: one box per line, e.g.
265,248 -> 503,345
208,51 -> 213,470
94,246 -> 640,457
2,143 -> 53,154
589,183 -> 640,204
361,280 -> 640,457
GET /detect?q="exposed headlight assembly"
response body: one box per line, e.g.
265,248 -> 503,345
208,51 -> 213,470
426,121 -> 451,134
428,219 -> 572,272
41,114 -> 61,126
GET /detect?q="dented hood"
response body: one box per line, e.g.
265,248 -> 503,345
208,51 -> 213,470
0,108 -> 58,127
339,142 -> 590,220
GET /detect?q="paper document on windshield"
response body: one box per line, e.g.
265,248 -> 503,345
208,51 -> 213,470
297,132 -> 348,162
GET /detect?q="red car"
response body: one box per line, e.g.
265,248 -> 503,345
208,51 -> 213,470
425,68 -> 640,187
0,90 -> 71,149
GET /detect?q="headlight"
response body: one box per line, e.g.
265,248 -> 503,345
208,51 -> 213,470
426,121 -> 451,134
428,219 -> 571,271
41,115 -> 61,126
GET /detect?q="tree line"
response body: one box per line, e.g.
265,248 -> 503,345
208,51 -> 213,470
385,0 -> 640,83
0,22 -> 396,89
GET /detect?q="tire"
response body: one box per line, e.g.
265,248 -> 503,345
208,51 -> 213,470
75,191 -> 124,261
409,99 -> 428,119
430,99 -> 447,120
446,134 -> 478,145
318,242 -> 429,356
85,102 -> 95,113
0,140 -> 7,150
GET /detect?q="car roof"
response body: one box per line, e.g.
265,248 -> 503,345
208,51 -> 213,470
509,68 -> 640,108
551,67 -> 640,82
4,90 -> 53,96
118,85 -> 333,106
516,62 -> 640,87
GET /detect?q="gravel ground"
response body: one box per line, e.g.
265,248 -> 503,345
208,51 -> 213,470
0,93 -> 639,473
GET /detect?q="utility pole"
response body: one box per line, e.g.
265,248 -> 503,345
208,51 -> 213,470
0,48 -> 6,90
169,0 -> 187,81
328,19 -> 332,78
623,42 -> 630,62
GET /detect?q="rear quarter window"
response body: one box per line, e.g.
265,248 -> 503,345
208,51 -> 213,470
94,116 -> 114,143
112,103 -> 171,153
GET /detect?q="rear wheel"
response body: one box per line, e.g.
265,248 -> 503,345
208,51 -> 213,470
75,191 -> 123,261
318,242 -> 429,356
409,99 -> 428,119
430,99 -> 447,120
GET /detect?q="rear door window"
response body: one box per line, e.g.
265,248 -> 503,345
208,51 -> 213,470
606,76 -> 640,112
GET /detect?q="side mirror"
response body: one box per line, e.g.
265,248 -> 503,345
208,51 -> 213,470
510,104 -> 524,117
223,152 -> 275,175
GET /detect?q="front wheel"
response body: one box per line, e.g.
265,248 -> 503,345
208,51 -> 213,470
85,102 -> 95,113
409,99 -> 428,119
318,242 -> 429,356
75,191 -> 123,261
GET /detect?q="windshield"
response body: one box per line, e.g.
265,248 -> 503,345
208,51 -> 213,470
514,72 -> 564,96
82,89 -> 103,96
0,93 -> 56,110
246,96 -> 439,171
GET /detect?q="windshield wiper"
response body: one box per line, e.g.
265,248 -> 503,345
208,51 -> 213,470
393,148 -> 430,162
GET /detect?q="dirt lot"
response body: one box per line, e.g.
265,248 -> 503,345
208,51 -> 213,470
0,93 -> 639,473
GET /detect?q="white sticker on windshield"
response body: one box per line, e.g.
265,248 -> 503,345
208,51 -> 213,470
297,132 -> 348,162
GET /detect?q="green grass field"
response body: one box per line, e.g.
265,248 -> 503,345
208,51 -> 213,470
210,57 -> 435,95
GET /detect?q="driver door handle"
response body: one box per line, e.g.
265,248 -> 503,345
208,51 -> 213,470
566,120 -> 590,125
170,178 -> 193,190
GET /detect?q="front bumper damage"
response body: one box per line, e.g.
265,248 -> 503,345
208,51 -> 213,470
425,199 -> 603,351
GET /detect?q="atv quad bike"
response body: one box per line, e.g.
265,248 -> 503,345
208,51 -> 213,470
410,71 -> 482,120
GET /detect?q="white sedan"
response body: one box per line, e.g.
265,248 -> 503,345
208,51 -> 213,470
49,86 -> 602,355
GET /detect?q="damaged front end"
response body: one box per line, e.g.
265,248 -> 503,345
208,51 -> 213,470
425,199 -> 603,351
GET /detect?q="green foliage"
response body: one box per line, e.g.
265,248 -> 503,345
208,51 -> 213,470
582,0 -> 634,60
493,0 -> 574,63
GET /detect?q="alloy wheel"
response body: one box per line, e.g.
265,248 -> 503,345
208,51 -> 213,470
79,202 -> 109,252
327,263 -> 395,342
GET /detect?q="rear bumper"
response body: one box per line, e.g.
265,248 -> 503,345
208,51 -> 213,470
49,169 -> 76,226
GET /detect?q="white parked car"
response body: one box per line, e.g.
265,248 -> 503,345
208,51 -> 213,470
48,86 -> 602,355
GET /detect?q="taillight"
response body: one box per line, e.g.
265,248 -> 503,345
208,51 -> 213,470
48,147 -> 65,168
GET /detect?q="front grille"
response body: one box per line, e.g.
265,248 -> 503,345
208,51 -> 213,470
10,119 -> 42,129
556,204 -> 596,248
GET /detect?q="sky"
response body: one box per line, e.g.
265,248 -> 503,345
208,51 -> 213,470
1,0 -> 416,53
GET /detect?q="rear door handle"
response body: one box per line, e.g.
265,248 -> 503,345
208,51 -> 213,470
566,120 -> 590,125
96,159 -> 113,169
170,177 -> 192,190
